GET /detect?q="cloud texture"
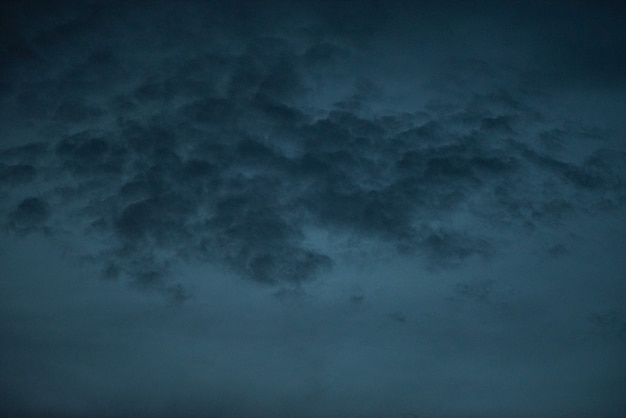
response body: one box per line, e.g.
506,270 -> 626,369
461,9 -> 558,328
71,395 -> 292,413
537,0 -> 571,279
1,1 -> 625,417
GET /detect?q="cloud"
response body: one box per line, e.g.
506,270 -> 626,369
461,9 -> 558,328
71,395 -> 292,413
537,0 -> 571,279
0,1 -> 623,293
589,310 -> 626,341
1,25 -> 624,290
0,142 -> 49,162
7,197 -> 50,234
1,2 -> 626,418
0,164 -> 37,185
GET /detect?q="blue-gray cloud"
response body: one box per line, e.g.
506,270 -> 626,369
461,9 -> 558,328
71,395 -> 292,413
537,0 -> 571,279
1,1 -> 626,417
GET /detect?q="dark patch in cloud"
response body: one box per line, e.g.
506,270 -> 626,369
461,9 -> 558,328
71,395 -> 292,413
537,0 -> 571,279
0,164 -> 36,185
350,293 -> 364,305
388,311 -> 407,324
7,197 -> 50,234
114,196 -> 191,242
0,35 -> 44,81
302,41 -> 347,67
512,141 -> 608,190
418,228 -> 492,267
54,99 -> 104,123
589,310 -> 626,341
455,279 -> 493,304
546,243 -> 568,258
56,132 -> 127,176
0,142 -> 49,162
208,195 -> 332,284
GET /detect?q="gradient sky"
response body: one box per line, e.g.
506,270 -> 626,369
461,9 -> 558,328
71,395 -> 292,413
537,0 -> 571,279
1,1 -> 625,417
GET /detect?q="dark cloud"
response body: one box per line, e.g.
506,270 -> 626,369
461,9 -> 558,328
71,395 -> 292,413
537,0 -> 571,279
0,142 -> 49,162
0,164 -> 36,185
546,243 -> 568,258
1,1 -> 625,417
54,99 -> 104,123
56,132 -> 127,176
7,197 -> 50,234
1,54 -> 623,287
589,310 -> 626,341
455,279 -> 493,304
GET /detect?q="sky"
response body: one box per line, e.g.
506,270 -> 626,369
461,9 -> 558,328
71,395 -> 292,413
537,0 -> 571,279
1,1 -> 625,417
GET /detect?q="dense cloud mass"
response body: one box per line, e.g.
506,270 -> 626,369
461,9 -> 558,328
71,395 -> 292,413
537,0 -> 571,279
1,1 -> 626,417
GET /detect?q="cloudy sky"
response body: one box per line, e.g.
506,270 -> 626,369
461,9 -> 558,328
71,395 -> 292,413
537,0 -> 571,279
1,1 -> 625,417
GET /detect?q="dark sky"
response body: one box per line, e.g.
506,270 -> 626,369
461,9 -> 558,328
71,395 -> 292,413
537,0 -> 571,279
1,1 -> 625,417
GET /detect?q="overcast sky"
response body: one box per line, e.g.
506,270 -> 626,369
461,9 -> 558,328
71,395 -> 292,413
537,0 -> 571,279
1,1 -> 625,417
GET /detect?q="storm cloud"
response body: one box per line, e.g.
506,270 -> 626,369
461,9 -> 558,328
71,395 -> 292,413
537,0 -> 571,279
1,1 -> 625,417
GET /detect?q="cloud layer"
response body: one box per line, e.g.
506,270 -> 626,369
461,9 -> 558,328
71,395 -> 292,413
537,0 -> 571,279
2,1 -> 625,293
1,1 -> 625,417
